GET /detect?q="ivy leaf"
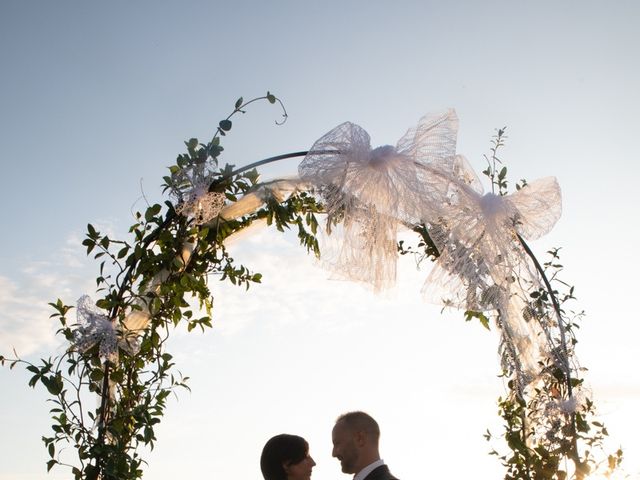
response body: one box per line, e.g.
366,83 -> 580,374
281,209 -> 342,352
234,97 -> 243,109
219,120 -> 232,132
42,374 -> 63,396
145,204 -> 162,222
464,310 -> 490,330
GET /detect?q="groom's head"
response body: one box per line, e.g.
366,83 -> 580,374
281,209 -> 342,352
331,411 -> 381,475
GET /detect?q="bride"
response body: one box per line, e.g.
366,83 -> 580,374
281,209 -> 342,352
260,434 -> 316,480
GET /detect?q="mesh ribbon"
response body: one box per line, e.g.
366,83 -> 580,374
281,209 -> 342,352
422,157 -> 564,390
170,159 -> 226,225
74,295 -> 139,362
175,188 -> 226,225
299,110 -> 459,291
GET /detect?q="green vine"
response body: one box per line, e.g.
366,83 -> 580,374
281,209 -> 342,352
479,129 -> 623,480
0,104 -> 624,480
0,93 -> 320,480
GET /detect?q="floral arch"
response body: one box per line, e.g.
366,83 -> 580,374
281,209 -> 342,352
1,94 -> 622,480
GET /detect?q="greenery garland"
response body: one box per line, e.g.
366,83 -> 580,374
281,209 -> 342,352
0,95 -> 624,480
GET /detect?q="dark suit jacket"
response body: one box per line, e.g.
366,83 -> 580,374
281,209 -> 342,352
363,465 -> 399,480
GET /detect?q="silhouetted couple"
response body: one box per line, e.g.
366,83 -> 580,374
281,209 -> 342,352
261,411 -> 398,480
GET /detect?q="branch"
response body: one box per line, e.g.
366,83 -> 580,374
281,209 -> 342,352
209,149 -> 338,189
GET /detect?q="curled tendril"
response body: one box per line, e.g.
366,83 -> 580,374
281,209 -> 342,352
271,96 -> 288,125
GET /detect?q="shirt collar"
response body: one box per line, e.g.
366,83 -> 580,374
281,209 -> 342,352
354,459 -> 385,480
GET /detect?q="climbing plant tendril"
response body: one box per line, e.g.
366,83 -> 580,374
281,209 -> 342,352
0,97 -> 624,480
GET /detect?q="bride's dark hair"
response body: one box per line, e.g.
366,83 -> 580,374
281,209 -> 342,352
260,434 -> 309,480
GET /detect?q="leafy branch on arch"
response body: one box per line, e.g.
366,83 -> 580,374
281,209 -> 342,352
0,96 -> 623,480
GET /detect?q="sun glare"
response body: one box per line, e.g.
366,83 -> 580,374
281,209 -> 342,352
587,472 -> 628,480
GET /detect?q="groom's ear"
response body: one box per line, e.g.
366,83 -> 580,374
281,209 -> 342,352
354,430 -> 366,447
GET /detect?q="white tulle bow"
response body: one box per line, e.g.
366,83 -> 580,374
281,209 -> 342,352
170,159 -> 227,225
74,295 -> 139,362
299,110 -> 459,291
175,188 -> 226,225
422,157 -> 563,388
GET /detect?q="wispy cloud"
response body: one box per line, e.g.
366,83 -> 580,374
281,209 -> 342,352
207,227 -> 381,336
0,225 -> 115,357
0,275 -> 58,355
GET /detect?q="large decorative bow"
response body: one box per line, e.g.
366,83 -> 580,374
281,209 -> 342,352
299,110 -> 459,291
422,156 -> 564,389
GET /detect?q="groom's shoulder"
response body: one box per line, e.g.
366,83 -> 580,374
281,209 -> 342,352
366,464 -> 400,480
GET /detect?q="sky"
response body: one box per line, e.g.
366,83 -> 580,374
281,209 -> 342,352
1,1 -> 639,479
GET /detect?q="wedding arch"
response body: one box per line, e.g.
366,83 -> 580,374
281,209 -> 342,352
1,94 -> 622,480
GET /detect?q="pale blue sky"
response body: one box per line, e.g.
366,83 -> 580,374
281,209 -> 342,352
1,1 -> 639,479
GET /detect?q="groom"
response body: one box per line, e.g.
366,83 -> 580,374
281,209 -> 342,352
331,411 -> 399,480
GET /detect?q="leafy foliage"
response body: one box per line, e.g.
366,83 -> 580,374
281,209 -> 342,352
0,106 -> 624,480
478,130 -> 623,480
395,128 -> 624,479
1,94 -> 319,480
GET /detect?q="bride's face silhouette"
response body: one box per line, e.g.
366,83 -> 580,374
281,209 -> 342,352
283,453 -> 316,480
